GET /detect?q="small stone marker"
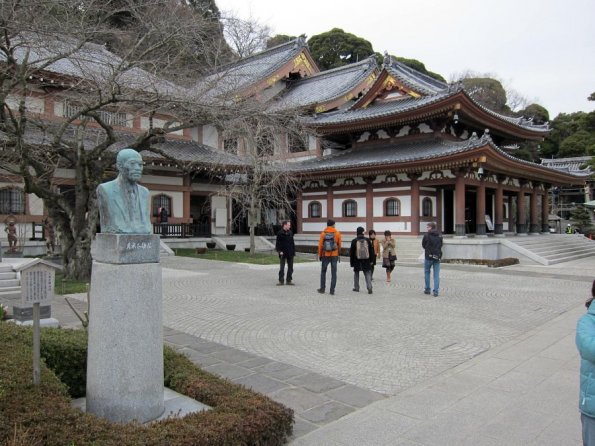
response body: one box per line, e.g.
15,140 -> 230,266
15,259 -> 61,385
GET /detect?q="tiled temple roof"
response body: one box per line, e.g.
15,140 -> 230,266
195,37 -> 313,98
270,56 -> 377,111
308,83 -> 550,134
6,33 -> 183,96
385,60 -> 448,96
289,133 -> 565,174
541,156 -> 592,177
0,123 -> 247,168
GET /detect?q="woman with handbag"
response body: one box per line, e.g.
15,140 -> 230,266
369,229 -> 380,281
381,230 -> 397,282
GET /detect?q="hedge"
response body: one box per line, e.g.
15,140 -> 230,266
0,323 -> 293,445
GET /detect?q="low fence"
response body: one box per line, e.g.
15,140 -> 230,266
153,222 -> 211,238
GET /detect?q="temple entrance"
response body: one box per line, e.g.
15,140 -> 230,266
465,190 -> 477,234
443,189 -> 454,234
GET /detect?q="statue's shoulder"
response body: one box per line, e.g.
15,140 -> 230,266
137,183 -> 150,197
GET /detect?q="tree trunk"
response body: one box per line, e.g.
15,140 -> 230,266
248,205 -> 256,255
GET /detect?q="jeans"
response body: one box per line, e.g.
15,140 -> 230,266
320,256 -> 338,292
354,270 -> 372,291
279,255 -> 294,283
424,258 -> 440,294
583,413 -> 595,446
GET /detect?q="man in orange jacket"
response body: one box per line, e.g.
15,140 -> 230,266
317,219 -> 342,295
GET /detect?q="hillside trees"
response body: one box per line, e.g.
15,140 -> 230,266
307,28 -> 375,70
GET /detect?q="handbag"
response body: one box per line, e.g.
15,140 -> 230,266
389,254 -> 397,262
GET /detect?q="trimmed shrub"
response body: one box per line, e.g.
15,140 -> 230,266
0,323 -> 293,445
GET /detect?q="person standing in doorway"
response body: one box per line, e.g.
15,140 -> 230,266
350,227 -> 374,294
381,230 -> 397,282
317,219 -> 342,295
576,280 -> 595,446
275,220 -> 295,286
369,229 -> 380,281
158,206 -> 169,237
422,222 -> 443,297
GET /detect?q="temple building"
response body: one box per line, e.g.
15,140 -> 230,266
0,36 -> 587,252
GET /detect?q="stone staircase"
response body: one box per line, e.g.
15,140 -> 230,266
211,236 -> 275,252
394,236 -> 425,264
0,264 -> 20,303
503,234 -> 595,265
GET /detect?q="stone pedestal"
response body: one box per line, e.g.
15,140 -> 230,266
86,234 -> 164,423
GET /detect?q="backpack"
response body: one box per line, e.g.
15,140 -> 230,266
323,232 -> 336,251
356,238 -> 369,260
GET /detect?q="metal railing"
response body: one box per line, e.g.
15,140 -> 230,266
153,222 -> 211,238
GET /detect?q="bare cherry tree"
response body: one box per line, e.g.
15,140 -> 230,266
220,14 -> 271,58
201,115 -> 305,254
0,0 -> 281,278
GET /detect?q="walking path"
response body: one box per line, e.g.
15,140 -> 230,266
4,254 -> 592,445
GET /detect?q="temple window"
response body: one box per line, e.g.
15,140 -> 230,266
0,187 -> 25,214
422,197 -> 433,217
256,131 -> 274,156
288,132 -> 307,153
385,198 -> 400,217
224,138 -> 238,154
342,200 -> 357,217
152,194 -> 172,217
308,201 -> 321,218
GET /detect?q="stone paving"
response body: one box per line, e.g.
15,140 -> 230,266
3,253 -> 592,444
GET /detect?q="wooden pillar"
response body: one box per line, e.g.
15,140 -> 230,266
494,175 -> 505,235
364,176 -> 376,232
408,173 -> 421,235
476,178 -> 486,236
183,174 -> 192,221
325,179 -> 335,220
517,181 -> 527,235
296,188 -> 303,233
542,186 -> 550,233
455,170 -> 466,236
529,183 -> 540,234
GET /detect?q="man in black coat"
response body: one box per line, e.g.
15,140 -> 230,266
349,226 -> 375,294
422,221 -> 443,297
275,220 -> 296,285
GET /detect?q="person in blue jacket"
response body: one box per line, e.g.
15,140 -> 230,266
576,279 -> 595,445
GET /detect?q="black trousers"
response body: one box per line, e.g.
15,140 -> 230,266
279,255 -> 294,283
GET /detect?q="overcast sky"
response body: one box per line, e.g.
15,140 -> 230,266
216,0 -> 594,119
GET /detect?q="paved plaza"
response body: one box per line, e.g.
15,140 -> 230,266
7,254 -> 592,444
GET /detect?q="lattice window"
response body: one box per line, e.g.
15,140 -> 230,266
385,198 -> 400,217
288,132 -> 307,153
342,200 -> 357,217
422,197 -> 433,217
0,187 -> 25,214
152,194 -> 172,217
308,201 -> 321,218
224,138 -> 238,154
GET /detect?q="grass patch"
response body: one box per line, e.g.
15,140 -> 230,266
55,272 -> 89,295
174,248 -> 312,265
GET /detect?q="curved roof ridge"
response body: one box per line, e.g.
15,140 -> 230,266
203,37 -> 306,76
389,60 -> 447,93
459,88 -> 549,132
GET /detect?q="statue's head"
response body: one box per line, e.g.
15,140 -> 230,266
116,148 -> 143,183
